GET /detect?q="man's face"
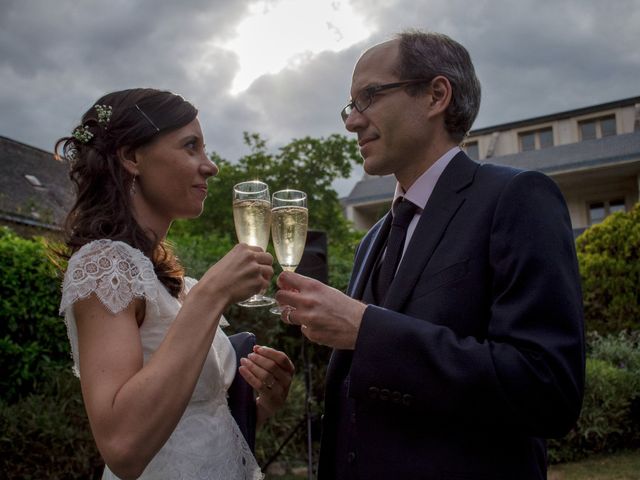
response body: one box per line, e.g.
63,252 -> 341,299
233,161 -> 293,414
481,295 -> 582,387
344,40 -> 434,182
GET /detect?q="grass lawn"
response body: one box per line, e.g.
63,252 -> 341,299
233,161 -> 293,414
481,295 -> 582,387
265,449 -> 640,479
548,449 -> 640,480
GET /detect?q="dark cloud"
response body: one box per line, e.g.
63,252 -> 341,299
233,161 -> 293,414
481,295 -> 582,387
0,0 -> 250,152
1,0 -> 639,196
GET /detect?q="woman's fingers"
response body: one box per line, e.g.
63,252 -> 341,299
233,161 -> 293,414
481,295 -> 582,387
238,346 -> 294,393
253,345 -> 295,374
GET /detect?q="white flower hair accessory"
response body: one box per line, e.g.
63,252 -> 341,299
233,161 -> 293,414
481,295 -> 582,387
95,104 -> 112,126
72,125 -> 94,144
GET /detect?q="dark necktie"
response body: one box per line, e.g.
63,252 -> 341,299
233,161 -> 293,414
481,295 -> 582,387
373,198 -> 418,303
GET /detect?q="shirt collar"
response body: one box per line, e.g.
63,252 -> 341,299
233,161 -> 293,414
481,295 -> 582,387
393,146 -> 461,211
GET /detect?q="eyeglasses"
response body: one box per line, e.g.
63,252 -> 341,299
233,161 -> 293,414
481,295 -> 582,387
340,78 -> 434,123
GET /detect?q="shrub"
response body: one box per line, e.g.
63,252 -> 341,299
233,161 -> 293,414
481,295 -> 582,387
576,203 -> 640,333
0,368 -> 103,479
0,228 -> 70,403
169,228 -> 235,279
548,331 -> 640,463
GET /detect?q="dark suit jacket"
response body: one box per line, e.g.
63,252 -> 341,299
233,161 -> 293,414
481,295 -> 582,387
318,152 -> 585,480
227,332 -> 257,453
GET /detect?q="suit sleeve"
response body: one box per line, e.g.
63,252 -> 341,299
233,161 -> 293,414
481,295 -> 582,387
348,171 -> 585,438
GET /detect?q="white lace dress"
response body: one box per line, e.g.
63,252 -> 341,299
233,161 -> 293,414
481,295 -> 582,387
59,239 -> 263,480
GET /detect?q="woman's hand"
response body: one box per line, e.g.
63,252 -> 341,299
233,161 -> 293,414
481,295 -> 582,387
197,243 -> 273,306
238,345 -> 295,427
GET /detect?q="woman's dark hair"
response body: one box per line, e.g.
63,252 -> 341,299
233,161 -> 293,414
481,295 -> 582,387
55,88 -> 198,298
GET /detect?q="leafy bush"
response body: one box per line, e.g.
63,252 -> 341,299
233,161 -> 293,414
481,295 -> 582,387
548,331 -> 640,463
0,227 -> 70,403
576,203 -> 640,333
0,368 -> 103,480
169,228 -> 235,279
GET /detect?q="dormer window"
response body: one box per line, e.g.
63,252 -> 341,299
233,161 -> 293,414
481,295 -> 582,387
24,174 -> 43,187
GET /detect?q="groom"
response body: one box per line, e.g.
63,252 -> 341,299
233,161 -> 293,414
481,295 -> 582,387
276,30 -> 585,479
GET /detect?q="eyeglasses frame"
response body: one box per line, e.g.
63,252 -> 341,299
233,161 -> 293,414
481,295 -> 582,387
340,78 -> 435,123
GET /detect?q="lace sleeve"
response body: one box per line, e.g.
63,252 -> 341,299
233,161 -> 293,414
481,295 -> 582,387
60,239 -> 159,315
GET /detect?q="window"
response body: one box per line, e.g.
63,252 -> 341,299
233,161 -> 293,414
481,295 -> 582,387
520,132 -> 536,151
538,128 -> 554,149
518,127 -> 553,152
580,121 -> 597,140
588,199 -> 626,224
579,115 -> 616,141
601,116 -> 617,137
24,174 -> 43,187
465,141 -> 479,160
588,202 -> 606,224
609,199 -> 626,213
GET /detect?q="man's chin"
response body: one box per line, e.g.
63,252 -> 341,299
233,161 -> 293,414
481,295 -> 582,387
363,158 -> 391,177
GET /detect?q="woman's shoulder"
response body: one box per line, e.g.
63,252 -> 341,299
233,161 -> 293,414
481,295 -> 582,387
71,238 -> 147,263
67,239 -> 157,276
61,239 -> 159,315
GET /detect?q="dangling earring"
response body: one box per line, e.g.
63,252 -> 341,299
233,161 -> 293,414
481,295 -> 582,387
130,175 -> 137,196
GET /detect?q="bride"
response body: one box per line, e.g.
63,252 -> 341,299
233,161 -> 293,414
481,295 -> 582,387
56,88 -> 294,479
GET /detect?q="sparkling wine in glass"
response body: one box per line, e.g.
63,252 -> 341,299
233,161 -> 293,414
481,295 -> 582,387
232,180 -> 275,307
269,189 -> 308,315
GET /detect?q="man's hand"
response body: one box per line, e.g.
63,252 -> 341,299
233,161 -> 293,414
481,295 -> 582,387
275,272 -> 367,350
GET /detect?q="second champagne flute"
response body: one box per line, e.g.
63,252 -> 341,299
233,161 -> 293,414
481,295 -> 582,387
270,189 -> 308,315
232,180 -> 276,307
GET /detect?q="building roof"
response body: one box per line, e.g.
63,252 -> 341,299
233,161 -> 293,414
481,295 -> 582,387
487,130 -> 640,174
469,95 -> 640,136
0,135 -> 74,229
344,131 -> 640,205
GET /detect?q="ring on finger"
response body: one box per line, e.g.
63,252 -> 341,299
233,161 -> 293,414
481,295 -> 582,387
284,306 -> 296,325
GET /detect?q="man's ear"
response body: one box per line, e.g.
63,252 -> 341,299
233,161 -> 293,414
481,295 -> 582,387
428,76 -> 452,116
117,146 -> 139,176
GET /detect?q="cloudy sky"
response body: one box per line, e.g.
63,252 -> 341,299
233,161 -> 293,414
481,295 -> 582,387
1,0 -> 639,195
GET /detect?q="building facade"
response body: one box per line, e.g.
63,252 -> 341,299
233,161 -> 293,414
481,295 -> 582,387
343,96 -> 640,236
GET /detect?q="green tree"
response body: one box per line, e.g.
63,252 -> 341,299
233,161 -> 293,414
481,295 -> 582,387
172,132 -> 361,250
576,202 -> 640,333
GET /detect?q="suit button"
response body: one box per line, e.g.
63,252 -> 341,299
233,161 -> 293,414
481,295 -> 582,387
380,388 -> 390,401
368,387 -> 379,399
402,394 -> 413,406
347,452 -> 356,463
392,391 -> 402,404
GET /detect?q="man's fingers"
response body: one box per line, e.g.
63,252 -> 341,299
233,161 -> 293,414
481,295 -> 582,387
277,271 -> 314,290
275,289 -> 298,308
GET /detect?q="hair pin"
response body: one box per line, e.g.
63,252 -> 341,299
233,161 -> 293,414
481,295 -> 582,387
135,104 -> 161,132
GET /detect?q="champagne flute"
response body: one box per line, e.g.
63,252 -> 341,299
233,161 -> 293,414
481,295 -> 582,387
232,180 -> 276,307
269,189 -> 308,315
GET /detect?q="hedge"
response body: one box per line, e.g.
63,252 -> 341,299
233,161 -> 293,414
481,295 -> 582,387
0,228 -> 70,403
548,331 -> 640,462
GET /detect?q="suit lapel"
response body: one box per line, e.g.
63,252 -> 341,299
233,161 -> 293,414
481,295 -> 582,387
383,152 -> 479,311
327,213 -> 392,389
348,213 -> 392,300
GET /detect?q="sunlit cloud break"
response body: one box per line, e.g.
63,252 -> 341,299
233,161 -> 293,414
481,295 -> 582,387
220,0 -> 371,94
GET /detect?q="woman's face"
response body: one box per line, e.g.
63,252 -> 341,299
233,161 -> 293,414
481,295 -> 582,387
130,118 -> 218,234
